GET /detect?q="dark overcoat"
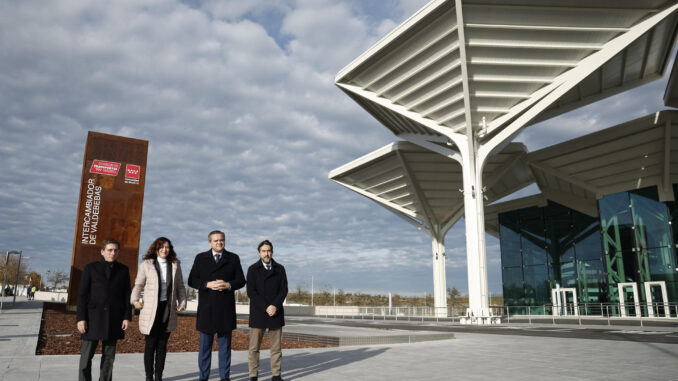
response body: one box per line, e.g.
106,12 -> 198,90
76,259 -> 132,341
188,249 -> 246,334
246,259 -> 288,329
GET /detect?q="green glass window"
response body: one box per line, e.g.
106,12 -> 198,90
668,184 -> 678,247
499,188 -> 678,308
523,264 -> 550,305
559,261 -> 577,288
500,220 -> 522,267
577,260 -> 606,303
502,266 -> 524,306
521,217 -> 547,265
572,210 -> 602,261
630,191 -> 672,250
519,206 -> 542,221
620,251 -> 638,283
500,210 -> 519,224
647,247 -> 677,281
599,192 -> 634,252
546,212 -> 574,263
545,201 -> 570,217
666,280 -> 678,308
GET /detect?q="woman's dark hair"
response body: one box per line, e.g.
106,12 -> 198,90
257,239 -> 273,252
143,237 -> 178,263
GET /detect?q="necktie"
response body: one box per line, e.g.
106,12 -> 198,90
214,254 -> 220,263
265,264 -> 271,270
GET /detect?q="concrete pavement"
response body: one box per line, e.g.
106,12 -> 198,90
2,298 -> 678,380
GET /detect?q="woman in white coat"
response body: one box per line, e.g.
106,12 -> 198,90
131,237 -> 187,381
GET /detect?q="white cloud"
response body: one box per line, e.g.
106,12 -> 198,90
0,0 -> 443,295
200,0 -> 289,21
3,0 -> 667,298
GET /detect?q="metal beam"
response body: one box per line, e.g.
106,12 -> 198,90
528,161 -> 600,195
336,82 -> 461,141
480,3 -> 678,161
399,133 -> 463,163
330,181 -> 419,219
396,150 -> 438,230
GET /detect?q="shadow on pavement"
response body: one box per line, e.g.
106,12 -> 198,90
164,346 -> 389,381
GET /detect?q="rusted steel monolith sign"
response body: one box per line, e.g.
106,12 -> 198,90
67,131 -> 148,309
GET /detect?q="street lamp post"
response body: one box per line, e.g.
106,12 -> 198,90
1,250 -> 22,313
12,251 -> 23,305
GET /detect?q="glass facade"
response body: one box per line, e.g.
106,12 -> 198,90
499,185 -> 678,316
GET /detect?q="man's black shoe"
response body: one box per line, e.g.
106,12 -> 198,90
250,377 -> 258,381
271,376 -> 283,381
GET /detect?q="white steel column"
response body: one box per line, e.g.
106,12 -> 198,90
458,140 -> 492,322
432,236 -> 447,317
455,0 -> 492,324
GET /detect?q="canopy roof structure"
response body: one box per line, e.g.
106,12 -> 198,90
329,141 -> 532,238
484,109 -> 678,234
336,0 -> 678,143
527,110 -> 678,211
329,140 -> 532,315
332,0 -> 678,323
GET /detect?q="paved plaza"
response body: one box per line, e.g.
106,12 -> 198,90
1,298 -> 678,380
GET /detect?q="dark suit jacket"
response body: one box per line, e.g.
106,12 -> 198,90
76,259 -> 132,340
188,249 -> 246,334
247,259 -> 288,329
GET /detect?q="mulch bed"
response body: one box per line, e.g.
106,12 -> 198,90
37,302 -> 326,355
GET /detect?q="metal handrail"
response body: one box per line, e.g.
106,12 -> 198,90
309,302 -> 678,325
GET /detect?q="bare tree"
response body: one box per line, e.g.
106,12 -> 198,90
47,270 -> 69,290
26,272 -> 42,289
0,253 -> 29,287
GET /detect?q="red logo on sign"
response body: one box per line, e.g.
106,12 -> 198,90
125,164 -> 141,179
90,160 -> 121,176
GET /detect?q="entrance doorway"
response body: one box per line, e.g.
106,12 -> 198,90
551,287 -> 578,316
644,281 -> 669,318
617,282 -> 640,318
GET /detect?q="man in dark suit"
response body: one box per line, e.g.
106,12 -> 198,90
247,240 -> 288,381
188,230 -> 246,381
76,238 -> 132,381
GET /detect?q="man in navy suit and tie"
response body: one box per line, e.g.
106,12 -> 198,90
188,230 -> 246,381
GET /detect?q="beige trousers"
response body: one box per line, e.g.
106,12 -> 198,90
248,327 -> 282,377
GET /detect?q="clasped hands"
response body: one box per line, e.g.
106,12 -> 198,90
77,319 -> 129,334
206,279 -> 230,292
133,301 -> 184,312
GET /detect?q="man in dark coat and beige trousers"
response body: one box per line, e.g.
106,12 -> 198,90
76,238 -> 132,381
188,230 -> 246,381
247,240 -> 288,381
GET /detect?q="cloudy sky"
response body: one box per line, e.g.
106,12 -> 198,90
0,0 -> 674,297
